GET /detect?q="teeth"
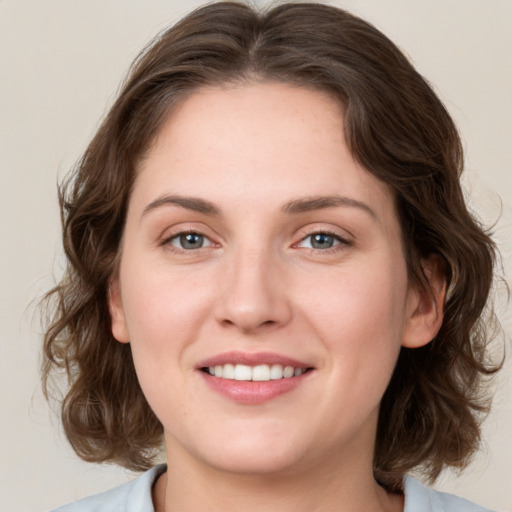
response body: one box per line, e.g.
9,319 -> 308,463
252,364 -> 270,381
222,363 -> 235,379
270,364 -> 284,380
206,363 -> 306,381
283,366 -> 294,378
234,364 -> 252,381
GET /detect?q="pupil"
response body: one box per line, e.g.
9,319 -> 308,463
181,233 -> 203,249
312,233 -> 333,249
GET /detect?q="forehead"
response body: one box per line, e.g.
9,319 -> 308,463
143,81 -> 346,171
133,82 -> 396,223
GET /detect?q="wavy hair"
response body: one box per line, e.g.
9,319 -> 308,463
42,1 -> 499,489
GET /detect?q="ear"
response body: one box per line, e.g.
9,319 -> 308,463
402,255 -> 446,349
108,277 -> 130,343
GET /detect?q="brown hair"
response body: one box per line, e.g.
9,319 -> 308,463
42,1 -> 499,489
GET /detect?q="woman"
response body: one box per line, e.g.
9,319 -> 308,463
43,2 -> 499,511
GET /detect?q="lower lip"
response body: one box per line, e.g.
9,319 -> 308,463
199,371 -> 311,404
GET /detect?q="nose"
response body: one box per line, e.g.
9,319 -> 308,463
215,246 -> 293,334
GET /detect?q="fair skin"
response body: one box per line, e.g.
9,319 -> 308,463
109,82 -> 444,512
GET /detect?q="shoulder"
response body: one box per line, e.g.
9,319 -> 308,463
48,465 -> 166,512
403,476 -> 495,512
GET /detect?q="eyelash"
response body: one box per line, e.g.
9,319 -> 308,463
295,230 -> 351,253
161,229 -> 351,254
162,230 -> 215,252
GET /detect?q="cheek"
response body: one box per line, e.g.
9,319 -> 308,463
118,272 -> 209,427
121,258 -> 212,339
306,259 -> 407,336
299,257 -> 408,384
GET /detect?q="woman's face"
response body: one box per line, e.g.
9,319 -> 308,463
109,82 -> 437,477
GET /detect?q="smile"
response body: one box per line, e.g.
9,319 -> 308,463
197,352 -> 314,404
203,363 -> 308,381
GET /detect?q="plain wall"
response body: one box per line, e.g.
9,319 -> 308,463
0,1 -> 510,511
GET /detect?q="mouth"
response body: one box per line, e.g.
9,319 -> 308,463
196,352 -> 314,404
200,363 -> 311,381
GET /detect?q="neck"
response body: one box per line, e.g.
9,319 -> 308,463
155,443 -> 403,512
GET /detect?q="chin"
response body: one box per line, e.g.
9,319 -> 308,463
169,424 -> 312,477
203,446 -> 307,477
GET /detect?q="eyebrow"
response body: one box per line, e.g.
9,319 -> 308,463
142,195 -> 220,218
282,195 -> 376,218
141,194 -> 376,219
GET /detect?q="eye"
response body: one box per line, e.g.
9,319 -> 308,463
167,232 -> 214,250
298,232 -> 346,250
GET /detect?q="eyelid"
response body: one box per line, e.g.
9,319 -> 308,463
169,232 -> 214,249
298,232 -> 339,247
294,223 -> 352,242
300,231 -> 348,245
292,225 -> 353,253
160,225 -> 220,252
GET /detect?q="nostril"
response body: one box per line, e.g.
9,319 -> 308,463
219,317 -> 277,330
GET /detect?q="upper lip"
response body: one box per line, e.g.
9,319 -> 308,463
197,351 -> 312,369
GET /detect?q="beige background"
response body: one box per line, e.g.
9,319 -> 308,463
0,0 -> 510,511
